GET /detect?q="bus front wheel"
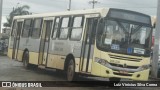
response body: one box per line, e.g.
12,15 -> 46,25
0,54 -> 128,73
66,59 -> 76,81
108,77 -> 121,87
109,77 -> 121,82
23,51 -> 29,69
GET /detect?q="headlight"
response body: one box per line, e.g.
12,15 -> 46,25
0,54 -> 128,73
94,57 -> 110,66
141,64 -> 150,70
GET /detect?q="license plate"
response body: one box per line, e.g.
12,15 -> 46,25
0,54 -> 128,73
119,71 -> 128,74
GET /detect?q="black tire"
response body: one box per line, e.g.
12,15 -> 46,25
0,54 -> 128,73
109,77 -> 121,82
66,59 -> 76,81
23,51 -> 29,69
108,78 -> 121,87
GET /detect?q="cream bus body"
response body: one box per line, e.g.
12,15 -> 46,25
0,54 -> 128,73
8,8 -> 152,81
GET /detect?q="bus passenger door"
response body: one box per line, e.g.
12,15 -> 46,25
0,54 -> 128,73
39,20 -> 53,66
81,18 -> 97,72
12,21 -> 23,59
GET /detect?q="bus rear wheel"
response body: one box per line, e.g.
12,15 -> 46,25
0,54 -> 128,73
66,59 -> 76,81
23,51 -> 29,69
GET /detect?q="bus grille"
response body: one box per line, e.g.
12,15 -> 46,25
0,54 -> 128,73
109,54 -> 142,62
110,63 -> 139,69
113,72 -> 132,76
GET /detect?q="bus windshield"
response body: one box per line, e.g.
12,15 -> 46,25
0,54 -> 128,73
96,19 -> 152,57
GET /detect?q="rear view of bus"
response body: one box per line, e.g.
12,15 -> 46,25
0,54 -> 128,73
93,8 -> 152,81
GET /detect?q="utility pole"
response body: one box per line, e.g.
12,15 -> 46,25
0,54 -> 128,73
151,0 -> 160,78
89,0 -> 99,9
0,0 -> 3,33
68,0 -> 71,11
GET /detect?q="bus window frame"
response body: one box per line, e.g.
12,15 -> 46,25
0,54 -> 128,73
21,19 -> 33,38
69,15 -> 84,41
96,18 -> 152,57
58,16 -> 71,40
31,18 -> 43,39
11,20 -> 17,36
45,20 -> 54,39
51,17 -> 60,39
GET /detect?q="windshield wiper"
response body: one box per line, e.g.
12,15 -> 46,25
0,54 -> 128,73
131,25 -> 142,35
116,20 -> 131,45
116,21 -> 128,34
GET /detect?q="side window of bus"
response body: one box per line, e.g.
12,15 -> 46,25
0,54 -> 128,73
59,17 -> 70,39
22,19 -> 32,37
46,20 -> 53,38
11,20 -> 17,36
31,18 -> 42,38
70,16 -> 84,40
52,18 -> 60,39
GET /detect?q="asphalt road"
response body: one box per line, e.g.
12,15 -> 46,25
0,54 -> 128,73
0,56 -> 160,90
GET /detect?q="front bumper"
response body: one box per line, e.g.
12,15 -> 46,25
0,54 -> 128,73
100,65 -> 149,81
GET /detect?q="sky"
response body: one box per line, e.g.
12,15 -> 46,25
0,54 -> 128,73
1,0 -> 158,31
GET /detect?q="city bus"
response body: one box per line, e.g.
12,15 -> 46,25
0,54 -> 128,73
8,8 -> 152,81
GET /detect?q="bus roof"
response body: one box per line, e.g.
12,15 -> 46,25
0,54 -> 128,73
13,8 -> 109,19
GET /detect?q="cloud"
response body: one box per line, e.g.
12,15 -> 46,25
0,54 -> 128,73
1,0 -> 158,27
2,0 -> 157,15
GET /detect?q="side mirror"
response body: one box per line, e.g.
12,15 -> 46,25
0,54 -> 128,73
153,23 -> 156,28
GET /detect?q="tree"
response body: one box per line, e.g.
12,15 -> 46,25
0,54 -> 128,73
3,5 -> 30,27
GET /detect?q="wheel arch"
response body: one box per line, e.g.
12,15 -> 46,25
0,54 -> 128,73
64,53 -> 75,71
22,48 -> 29,61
